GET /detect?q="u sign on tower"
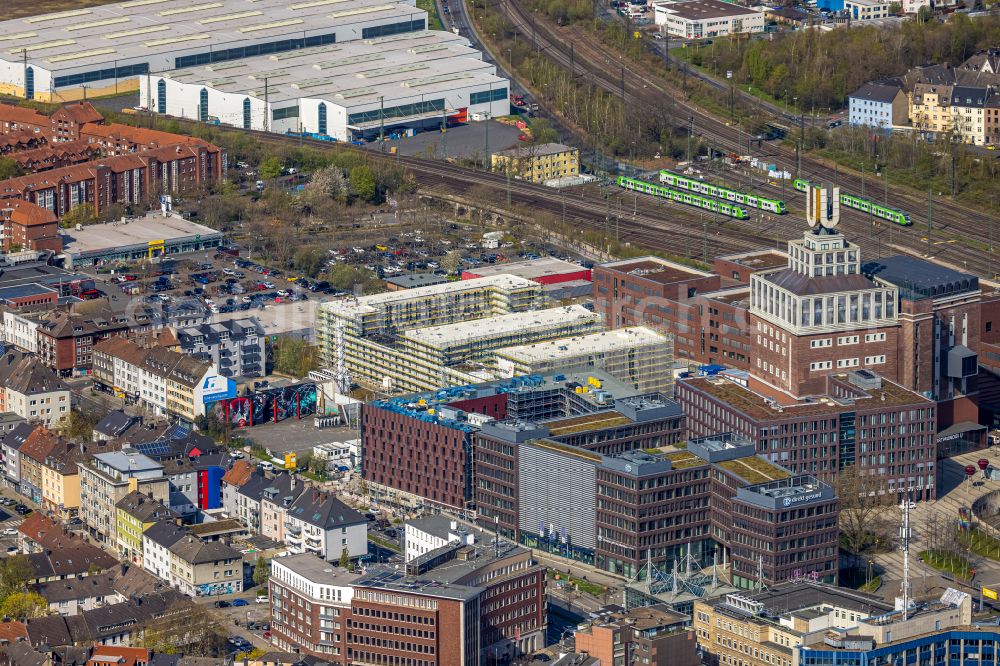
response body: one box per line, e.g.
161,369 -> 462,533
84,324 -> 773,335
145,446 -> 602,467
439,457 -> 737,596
805,183 -> 840,232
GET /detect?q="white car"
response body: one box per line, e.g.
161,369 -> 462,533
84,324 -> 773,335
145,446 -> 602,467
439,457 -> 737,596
276,289 -> 290,297
256,595 -> 269,604
230,451 -> 245,459
223,268 -> 236,276
2,528 -> 17,536
242,296 -> 253,304
263,281 -> 276,289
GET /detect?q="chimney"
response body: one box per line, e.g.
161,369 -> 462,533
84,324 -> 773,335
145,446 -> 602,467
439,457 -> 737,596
290,474 -> 296,491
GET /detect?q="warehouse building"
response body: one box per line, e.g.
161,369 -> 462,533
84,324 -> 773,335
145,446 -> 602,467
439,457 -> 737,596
140,30 -> 509,141
653,0 -> 764,38
0,0 -> 426,102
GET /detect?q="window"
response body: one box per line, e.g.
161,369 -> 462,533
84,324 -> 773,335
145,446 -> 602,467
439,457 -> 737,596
199,88 -> 209,122
361,19 -> 426,39
318,102 -> 327,135
53,63 -> 148,89
243,98 -> 251,129
174,34 -> 337,69
273,106 -> 299,121
25,67 -> 34,101
470,87 -> 509,105
157,79 -> 167,114
348,99 -> 444,125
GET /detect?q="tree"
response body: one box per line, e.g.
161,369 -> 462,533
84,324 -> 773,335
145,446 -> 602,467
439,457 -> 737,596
350,165 -> 378,203
58,407 -> 102,441
0,156 -> 22,180
253,556 -> 269,587
259,156 -> 284,180
835,465 -> 895,569
292,245 -> 327,278
60,203 -> 96,228
916,4 -> 931,21
339,548 -> 350,569
0,555 -> 33,600
888,1 -> 901,13
306,164 -> 350,202
142,600 -> 228,656
0,592 -> 47,620
440,250 -> 462,274
271,338 -> 321,377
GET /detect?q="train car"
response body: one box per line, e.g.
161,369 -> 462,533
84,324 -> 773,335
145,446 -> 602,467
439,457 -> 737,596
618,176 -> 749,220
659,169 -> 786,214
793,179 -> 911,226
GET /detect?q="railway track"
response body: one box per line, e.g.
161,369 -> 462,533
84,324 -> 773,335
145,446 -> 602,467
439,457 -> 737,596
240,128 -> 762,259
495,0 -> 1000,277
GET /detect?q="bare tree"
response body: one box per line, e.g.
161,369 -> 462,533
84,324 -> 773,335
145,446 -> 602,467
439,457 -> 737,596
836,465 -> 896,569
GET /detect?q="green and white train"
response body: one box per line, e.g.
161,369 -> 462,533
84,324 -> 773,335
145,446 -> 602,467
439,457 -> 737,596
618,176 -> 749,220
659,169 -> 787,214
793,179 -> 912,226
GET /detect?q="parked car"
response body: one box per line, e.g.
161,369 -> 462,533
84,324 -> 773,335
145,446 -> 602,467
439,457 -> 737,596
214,600 -> 231,608
256,595 -> 270,604
232,599 -> 249,607
2,528 -> 16,536
263,281 -> 275,289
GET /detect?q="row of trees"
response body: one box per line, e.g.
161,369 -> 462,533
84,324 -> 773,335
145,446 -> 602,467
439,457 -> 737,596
683,14 -> 1000,111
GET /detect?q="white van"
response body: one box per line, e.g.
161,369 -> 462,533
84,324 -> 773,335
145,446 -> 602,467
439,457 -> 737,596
259,461 -> 274,472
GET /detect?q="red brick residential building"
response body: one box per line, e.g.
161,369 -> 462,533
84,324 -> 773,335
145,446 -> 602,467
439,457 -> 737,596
0,104 -> 49,137
50,102 -> 104,143
0,200 -> 62,252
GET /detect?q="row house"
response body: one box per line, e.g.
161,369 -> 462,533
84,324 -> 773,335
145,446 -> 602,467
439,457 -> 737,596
141,521 -> 242,597
10,140 -> 100,173
0,350 -> 70,426
92,337 -> 215,422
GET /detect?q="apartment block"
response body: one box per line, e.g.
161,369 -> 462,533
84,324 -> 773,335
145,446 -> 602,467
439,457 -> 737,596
574,605 -> 699,666
317,274 -> 546,393
494,326 -> 674,394
490,143 -> 579,183
174,318 -> 264,378
78,449 -> 169,549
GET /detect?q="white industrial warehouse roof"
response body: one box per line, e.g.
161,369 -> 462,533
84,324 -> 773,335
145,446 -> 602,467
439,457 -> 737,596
161,30 -> 507,108
494,327 -> 669,362
401,305 -> 601,349
0,0 -> 423,70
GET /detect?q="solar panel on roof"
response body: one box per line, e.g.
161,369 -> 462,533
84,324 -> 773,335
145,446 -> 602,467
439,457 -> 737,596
269,44 -> 340,60
363,63 -> 427,78
314,53 -> 384,69
405,72 -> 472,88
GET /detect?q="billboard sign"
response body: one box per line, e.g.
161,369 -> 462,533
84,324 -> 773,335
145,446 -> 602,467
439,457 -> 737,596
202,375 -> 237,404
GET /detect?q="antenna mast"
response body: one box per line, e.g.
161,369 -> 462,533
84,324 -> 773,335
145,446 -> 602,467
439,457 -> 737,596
901,491 -> 911,620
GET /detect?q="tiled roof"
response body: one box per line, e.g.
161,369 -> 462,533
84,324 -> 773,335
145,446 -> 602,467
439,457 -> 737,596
116,490 -> 178,523
850,82 -> 902,104
54,102 -> 103,126
35,570 -> 118,603
1,200 -> 59,228
0,103 -> 48,127
17,426 -> 61,465
141,521 -> 188,550
222,459 -> 253,487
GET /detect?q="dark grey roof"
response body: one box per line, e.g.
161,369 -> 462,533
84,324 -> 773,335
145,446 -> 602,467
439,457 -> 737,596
142,520 -> 188,549
115,491 -> 179,523
24,615 -> 72,647
148,656 -> 181,666
4,421 -> 36,450
93,411 -> 139,438
862,256 -> 978,299
112,563 -> 170,597
384,273 -> 451,289
168,535 -> 241,565
951,85 -> 990,107
763,269 -> 875,296
0,640 -> 49,666
0,351 -> 68,396
288,489 -> 365,531
851,82 -> 902,104
34,570 -> 118,603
